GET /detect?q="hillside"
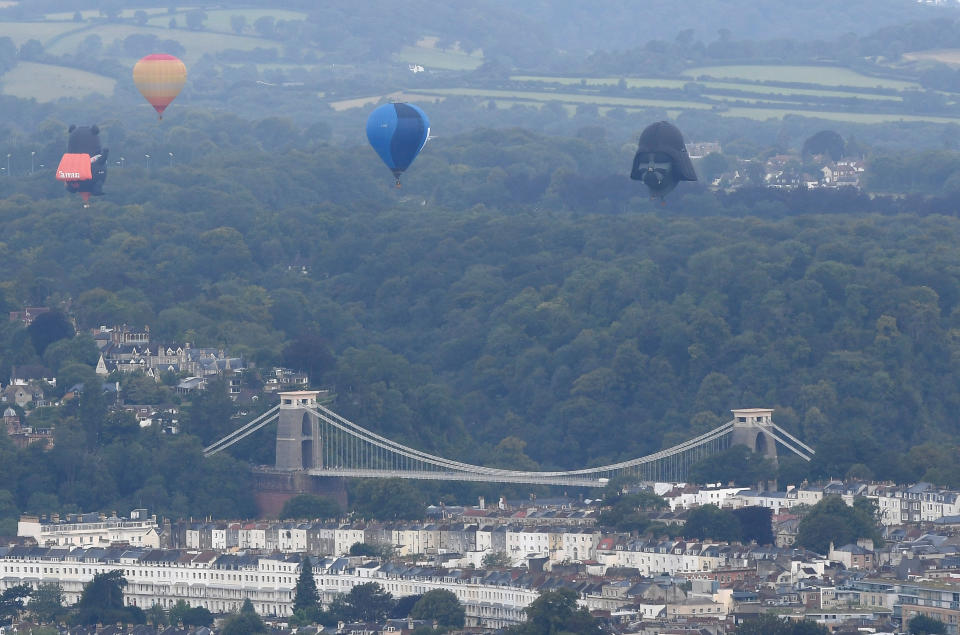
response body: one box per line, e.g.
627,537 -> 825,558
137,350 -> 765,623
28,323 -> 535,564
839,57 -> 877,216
1,1 -> 960,523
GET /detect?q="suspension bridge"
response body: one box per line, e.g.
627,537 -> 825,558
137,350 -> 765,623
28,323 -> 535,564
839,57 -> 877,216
204,391 -> 815,488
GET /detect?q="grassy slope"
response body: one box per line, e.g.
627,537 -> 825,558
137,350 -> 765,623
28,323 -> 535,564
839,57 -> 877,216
0,61 -> 115,101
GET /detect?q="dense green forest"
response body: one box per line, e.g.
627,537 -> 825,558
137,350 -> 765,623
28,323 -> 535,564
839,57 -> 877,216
2,110 -> 960,527
2,0 -> 960,525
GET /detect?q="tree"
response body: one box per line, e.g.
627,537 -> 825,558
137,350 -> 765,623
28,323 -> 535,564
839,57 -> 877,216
410,589 -> 465,630
220,599 -> 266,635
192,606 -> 214,626
145,603 -> 167,627
909,614 -> 947,634
71,570 -> 143,625
348,541 -> 393,559
98,0 -> 122,20
0,489 -> 17,536
230,15 -> 247,33
482,551 -> 513,568
167,600 -> 191,627
509,588 -> 602,635
697,152 -> 730,182
351,479 -> 426,520
27,311 -> 74,356
736,614 -> 828,634
280,493 -> 342,519
185,9 -> 207,30
254,15 -> 275,37
293,557 -> 320,616
391,594 -> 423,619
183,377 -> 235,445
733,506 -> 775,545
330,582 -> 394,623
134,10 -> 149,25
795,495 -> 882,554
683,504 -> 742,542
0,585 -> 30,626
162,602 -> 210,628
802,130 -> 846,161
29,583 -> 66,625
281,332 -> 335,382
598,490 -> 665,532
690,445 -> 776,487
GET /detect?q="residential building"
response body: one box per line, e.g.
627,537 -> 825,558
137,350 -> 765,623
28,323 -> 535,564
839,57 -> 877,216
18,510 -> 160,549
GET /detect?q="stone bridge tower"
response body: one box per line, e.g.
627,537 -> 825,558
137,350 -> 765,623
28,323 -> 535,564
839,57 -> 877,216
730,407 -> 778,490
275,390 -> 323,471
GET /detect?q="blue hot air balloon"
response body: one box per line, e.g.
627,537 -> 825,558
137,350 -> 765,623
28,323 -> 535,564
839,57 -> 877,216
365,102 -> 430,186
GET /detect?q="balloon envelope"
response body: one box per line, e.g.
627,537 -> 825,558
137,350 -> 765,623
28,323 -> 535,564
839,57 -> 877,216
365,103 -> 430,182
55,153 -> 92,182
58,125 -> 108,204
133,54 -> 187,119
630,120 -> 697,199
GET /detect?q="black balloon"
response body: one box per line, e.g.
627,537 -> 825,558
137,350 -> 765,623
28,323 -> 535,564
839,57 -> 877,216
65,124 -> 108,196
630,121 -> 697,199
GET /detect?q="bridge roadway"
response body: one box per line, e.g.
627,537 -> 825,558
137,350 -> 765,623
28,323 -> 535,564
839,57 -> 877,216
306,467 -> 610,487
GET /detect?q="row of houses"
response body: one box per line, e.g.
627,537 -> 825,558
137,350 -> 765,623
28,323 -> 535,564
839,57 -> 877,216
6,542 -> 953,632
91,325 -> 308,392
662,479 -> 960,527
0,543 -> 830,630
17,513 -> 960,631
172,519 -> 604,568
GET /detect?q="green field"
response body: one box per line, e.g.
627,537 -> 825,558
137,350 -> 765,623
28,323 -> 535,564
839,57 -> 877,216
511,75 -> 688,90
409,87 -> 959,124
696,80 -> 902,100
43,8 -> 308,34
719,106 -> 960,124
329,94 -> 391,111
511,74 -> 904,101
145,9 -> 308,32
45,24 -> 279,64
701,95 -> 804,106
0,61 -> 115,101
903,49 -> 960,67
395,45 -> 483,71
682,65 -> 918,90
411,87 -> 711,110
45,8 -> 169,21
0,21 -> 84,46
329,91 -> 445,111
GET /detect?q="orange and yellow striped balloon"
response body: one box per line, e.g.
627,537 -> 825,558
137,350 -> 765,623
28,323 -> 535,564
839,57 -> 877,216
132,54 -> 187,120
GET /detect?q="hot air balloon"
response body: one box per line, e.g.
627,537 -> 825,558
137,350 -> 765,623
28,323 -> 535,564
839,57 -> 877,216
56,124 -> 108,207
630,121 -> 697,199
366,102 -> 430,186
132,54 -> 187,119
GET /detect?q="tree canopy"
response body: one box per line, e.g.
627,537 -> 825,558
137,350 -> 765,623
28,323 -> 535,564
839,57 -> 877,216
508,588 -> 602,635
0,585 -> 30,626
28,583 -> 66,625
909,614 -> 948,635
410,589 -> 466,630
293,556 -> 320,618
3,1 -> 960,521
736,614 -> 829,634
328,582 -> 395,623
795,495 -> 883,554
281,493 -> 342,520
71,570 -> 144,626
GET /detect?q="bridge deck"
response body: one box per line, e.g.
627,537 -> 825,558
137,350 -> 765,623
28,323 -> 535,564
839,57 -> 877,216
307,468 -> 608,487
